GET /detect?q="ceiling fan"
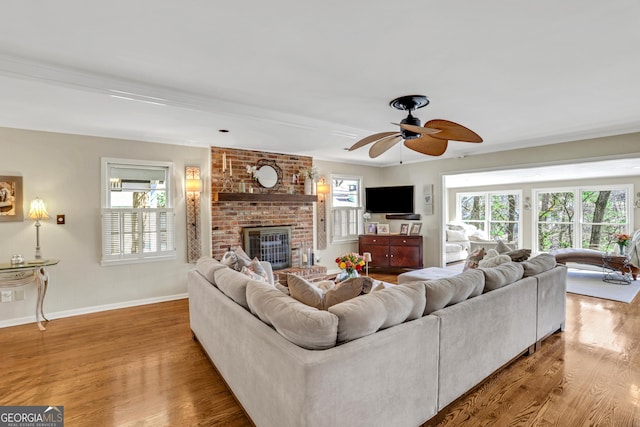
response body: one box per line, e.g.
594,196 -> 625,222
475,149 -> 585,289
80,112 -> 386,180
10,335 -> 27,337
349,95 -> 483,158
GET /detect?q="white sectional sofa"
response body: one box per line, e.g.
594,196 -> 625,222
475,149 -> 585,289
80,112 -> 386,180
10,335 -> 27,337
188,254 -> 566,427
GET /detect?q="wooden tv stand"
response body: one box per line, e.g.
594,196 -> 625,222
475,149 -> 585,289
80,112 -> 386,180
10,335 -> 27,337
358,234 -> 423,271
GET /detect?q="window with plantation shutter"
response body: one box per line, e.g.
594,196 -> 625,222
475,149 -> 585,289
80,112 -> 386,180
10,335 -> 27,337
331,175 -> 363,243
101,158 -> 176,265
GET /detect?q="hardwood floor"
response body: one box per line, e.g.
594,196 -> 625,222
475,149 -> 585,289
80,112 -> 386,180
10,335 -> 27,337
1,275 -> 639,426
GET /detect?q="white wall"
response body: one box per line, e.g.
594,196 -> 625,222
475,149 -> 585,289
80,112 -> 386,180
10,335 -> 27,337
380,132 -> 640,267
0,127 -> 211,327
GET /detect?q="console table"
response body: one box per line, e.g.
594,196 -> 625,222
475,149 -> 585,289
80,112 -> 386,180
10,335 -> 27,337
0,259 -> 59,330
358,234 -> 423,271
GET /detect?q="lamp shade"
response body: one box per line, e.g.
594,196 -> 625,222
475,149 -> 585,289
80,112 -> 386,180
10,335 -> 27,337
316,177 -> 330,195
186,178 -> 202,193
363,252 -> 372,262
28,197 -> 49,221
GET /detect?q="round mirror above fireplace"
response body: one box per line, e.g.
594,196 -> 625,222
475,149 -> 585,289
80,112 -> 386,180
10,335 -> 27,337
255,159 -> 282,189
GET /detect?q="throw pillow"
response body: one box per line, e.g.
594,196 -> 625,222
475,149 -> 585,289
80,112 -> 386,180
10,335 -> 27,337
494,239 -> 514,254
220,251 -> 239,271
233,246 -> 253,270
245,257 -> 269,282
446,229 -> 468,242
478,249 -> 512,268
287,275 -> 373,310
463,247 -> 485,271
288,275 -> 324,309
506,248 -> 532,262
323,277 -> 373,309
241,266 -> 268,282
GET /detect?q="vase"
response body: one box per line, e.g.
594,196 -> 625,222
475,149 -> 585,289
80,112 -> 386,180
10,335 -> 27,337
619,243 -> 627,256
304,178 -> 313,195
336,269 -> 359,282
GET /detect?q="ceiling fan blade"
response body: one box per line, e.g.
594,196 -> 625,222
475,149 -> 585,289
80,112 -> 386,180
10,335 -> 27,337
393,123 -> 441,135
425,119 -> 483,142
348,131 -> 399,151
368,135 -> 404,158
404,135 -> 449,156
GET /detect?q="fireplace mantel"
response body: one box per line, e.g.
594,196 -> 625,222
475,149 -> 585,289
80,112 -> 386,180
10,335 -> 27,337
214,192 -> 317,203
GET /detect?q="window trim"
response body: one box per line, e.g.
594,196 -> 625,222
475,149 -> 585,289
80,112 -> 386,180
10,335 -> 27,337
532,184 -> 632,252
456,190 -> 523,245
101,158 -> 176,266
330,174 -> 363,243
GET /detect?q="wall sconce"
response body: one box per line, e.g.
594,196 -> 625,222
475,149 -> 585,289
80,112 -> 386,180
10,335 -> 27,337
185,167 -> 202,263
363,252 -> 372,276
316,176 -> 330,250
523,196 -> 532,210
28,197 -> 49,259
635,192 -> 640,209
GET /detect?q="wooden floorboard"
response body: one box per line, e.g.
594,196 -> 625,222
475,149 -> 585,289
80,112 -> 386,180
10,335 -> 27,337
1,274 -> 639,426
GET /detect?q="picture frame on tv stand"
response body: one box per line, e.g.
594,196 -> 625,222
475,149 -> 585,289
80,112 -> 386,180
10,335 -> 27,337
410,222 -> 422,235
377,224 -> 390,235
366,222 -> 378,234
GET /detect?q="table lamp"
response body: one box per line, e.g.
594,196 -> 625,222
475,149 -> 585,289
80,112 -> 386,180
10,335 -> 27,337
363,252 -> 372,276
28,197 -> 49,259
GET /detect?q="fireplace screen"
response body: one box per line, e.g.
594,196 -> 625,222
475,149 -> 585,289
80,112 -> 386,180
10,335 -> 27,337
243,226 -> 292,270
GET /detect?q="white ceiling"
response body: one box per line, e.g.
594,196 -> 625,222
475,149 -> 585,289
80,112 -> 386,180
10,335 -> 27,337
1,1 -> 640,168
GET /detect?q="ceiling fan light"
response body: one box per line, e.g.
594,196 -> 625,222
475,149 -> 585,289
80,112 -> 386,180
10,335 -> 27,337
400,113 -> 421,140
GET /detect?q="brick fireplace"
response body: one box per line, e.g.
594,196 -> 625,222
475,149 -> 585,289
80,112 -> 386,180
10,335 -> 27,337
210,147 -> 316,270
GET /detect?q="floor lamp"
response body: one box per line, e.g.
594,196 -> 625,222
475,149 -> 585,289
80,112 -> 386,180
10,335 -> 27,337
28,197 -> 49,259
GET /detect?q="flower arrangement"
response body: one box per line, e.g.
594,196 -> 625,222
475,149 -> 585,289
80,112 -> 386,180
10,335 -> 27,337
613,232 -> 632,254
613,233 -> 631,247
246,165 -> 258,180
335,252 -> 365,275
299,166 -> 318,181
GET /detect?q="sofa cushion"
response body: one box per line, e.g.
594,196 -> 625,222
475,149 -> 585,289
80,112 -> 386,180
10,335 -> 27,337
246,279 -> 338,350
196,257 -> 228,284
328,282 -> 426,343
214,266 -> 254,309
522,253 -> 557,277
480,262 -> 525,292
288,275 -> 373,310
422,269 -> 485,315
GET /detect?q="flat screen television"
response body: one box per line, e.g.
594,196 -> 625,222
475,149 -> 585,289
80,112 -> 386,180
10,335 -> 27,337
365,185 -> 414,214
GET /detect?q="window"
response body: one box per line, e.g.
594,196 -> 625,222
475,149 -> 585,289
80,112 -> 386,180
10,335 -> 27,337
457,191 -> 522,244
534,185 -> 631,252
101,158 -> 175,265
331,175 -> 363,243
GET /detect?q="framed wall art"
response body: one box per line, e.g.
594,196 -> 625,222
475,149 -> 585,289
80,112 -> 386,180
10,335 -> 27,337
0,175 -> 23,222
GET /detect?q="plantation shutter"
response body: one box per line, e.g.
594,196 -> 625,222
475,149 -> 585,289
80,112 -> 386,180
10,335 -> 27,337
102,208 -> 175,264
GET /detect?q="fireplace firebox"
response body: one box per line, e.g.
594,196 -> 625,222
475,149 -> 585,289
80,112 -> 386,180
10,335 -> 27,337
243,226 -> 292,270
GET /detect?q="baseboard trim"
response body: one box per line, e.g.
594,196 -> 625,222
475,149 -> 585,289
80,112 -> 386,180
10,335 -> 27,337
0,293 -> 188,329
